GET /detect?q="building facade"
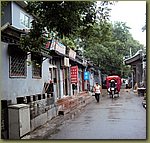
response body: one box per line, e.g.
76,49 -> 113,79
124,50 -> 146,88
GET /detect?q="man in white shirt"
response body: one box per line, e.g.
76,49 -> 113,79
94,82 -> 102,103
125,79 -> 128,89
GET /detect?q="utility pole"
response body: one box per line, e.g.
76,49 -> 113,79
130,47 -> 132,57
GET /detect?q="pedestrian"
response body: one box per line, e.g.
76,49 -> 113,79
94,82 -> 102,103
125,79 -> 128,89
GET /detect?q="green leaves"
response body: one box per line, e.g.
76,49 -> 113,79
20,1 -> 113,54
61,36 -> 76,50
82,20 -> 144,76
26,1 -> 98,37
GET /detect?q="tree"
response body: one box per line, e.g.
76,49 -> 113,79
61,36 -> 76,50
82,21 -> 123,76
20,1 -> 113,52
82,20 -> 145,77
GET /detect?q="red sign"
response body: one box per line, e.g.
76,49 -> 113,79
70,66 -> 78,83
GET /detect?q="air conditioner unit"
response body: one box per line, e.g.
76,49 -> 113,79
64,57 -> 70,67
60,57 -> 70,68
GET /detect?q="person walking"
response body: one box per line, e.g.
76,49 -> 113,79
125,79 -> 128,89
94,82 -> 102,103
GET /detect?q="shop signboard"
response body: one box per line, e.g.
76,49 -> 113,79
71,66 -> 78,83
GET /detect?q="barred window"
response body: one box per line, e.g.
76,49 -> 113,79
20,11 -> 31,28
31,54 -> 42,78
9,47 -> 27,77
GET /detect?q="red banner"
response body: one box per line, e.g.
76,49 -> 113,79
70,66 -> 78,83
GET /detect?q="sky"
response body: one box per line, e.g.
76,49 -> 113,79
109,1 -> 146,46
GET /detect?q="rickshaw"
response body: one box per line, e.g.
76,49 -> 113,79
106,75 -> 122,98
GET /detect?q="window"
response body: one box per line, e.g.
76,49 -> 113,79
20,12 -> 31,28
31,54 -> 42,78
9,47 -> 27,77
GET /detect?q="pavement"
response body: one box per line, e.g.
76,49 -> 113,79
22,90 -> 106,139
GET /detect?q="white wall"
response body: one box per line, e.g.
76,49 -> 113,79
12,2 -> 33,29
1,42 -> 51,103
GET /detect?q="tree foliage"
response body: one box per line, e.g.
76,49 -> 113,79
82,21 -> 145,77
25,1 -> 111,37
18,1 -> 144,77
20,1 -> 113,52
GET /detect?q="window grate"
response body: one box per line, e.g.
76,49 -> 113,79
32,62 -> 42,78
31,54 -> 42,78
9,49 -> 27,77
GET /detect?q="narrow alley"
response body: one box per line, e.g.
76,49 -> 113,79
1,1 -> 147,140
47,89 -> 146,139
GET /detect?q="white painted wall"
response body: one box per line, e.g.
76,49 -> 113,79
12,2 -> 33,29
1,42 -> 51,104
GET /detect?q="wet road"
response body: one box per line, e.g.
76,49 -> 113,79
48,89 -> 146,139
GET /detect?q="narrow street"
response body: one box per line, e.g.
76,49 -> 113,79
47,89 -> 146,139
1,1 -> 146,140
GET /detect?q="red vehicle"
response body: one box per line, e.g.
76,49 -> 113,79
106,75 -> 122,98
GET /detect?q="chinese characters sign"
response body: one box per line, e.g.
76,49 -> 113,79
71,66 -> 78,83
46,40 -> 66,55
